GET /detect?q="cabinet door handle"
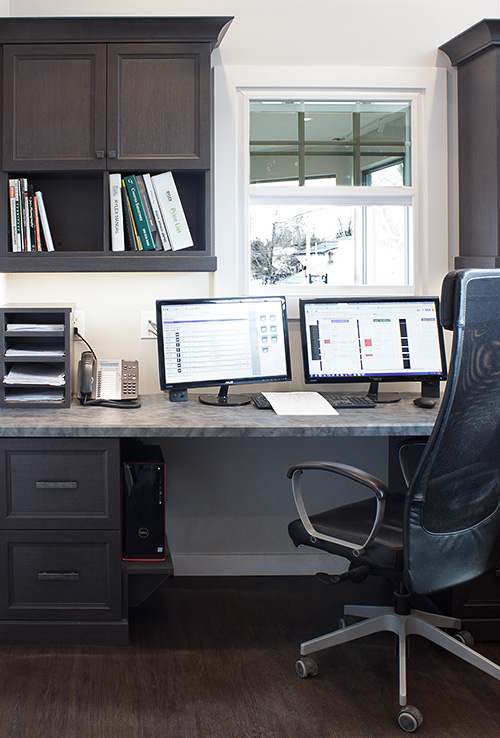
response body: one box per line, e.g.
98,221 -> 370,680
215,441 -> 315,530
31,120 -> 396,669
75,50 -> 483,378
35,481 -> 78,490
96,150 -> 105,159
38,572 -> 80,581
108,150 -> 117,159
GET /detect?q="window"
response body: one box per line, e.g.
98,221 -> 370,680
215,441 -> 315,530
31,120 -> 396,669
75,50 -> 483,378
212,66 -> 447,300
249,100 -> 412,290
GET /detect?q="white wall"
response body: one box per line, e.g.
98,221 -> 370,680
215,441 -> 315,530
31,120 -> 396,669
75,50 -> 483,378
9,0 -> 500,67
4,1 -> 499,574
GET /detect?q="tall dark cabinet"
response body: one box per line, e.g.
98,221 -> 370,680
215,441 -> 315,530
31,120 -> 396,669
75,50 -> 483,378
0,16 -> 232,272
441,20 -> 500,269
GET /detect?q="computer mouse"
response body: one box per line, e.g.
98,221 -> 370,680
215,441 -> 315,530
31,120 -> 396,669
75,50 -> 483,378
413,397 -> 436,409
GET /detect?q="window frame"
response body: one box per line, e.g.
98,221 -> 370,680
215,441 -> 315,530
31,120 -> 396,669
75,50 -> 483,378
213,66 -> 448,305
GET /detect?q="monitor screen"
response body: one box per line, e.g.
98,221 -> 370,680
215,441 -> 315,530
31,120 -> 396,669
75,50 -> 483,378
299,296 -> 447,401
156,296 -> 292,405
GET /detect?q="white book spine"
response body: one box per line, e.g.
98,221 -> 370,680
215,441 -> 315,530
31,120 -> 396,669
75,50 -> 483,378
35,191 -> 55,251
151,171 -> 193,251
8,178 -> 21,252
143,173 -> 171,250
109,173 -> 125,251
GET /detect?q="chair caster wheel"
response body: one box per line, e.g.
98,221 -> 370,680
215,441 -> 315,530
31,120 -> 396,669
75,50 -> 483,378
295,657 -> 318,678
397,705 -> 423,732
453,630 -> 475,647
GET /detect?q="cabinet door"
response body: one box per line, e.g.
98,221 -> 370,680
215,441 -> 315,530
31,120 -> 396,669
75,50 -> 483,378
3,44 -> 107,171
106,43 -> 211,169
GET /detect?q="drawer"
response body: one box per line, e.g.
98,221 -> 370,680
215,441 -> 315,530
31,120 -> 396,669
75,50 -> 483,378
0,439 -> 120,528
0,530 -> 122,620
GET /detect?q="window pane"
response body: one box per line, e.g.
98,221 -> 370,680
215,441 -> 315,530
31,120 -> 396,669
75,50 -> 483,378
304,147 -> 353,186
365,206 -> 410,285
304,108 -> 354,142
250,102 -> 300,141
250,146 -> 299,185
358,105 -> 409,144
249,99 -> 411,187
250,203 -> 411,287
362,159 -> 405,186
250,204 -> 358,286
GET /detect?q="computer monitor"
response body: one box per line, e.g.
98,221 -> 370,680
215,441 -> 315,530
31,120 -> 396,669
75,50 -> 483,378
299,296 -> 447,402
156,296 -> 292,406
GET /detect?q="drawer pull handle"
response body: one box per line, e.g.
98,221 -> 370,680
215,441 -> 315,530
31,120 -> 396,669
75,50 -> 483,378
38,572 -> 80,581
36,481 -> 78,490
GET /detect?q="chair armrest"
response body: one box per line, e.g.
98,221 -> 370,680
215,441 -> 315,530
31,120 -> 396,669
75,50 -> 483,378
287,461 -> 390,555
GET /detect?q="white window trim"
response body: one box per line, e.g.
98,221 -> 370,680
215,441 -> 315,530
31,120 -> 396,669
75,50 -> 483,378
213,66 -> 448,310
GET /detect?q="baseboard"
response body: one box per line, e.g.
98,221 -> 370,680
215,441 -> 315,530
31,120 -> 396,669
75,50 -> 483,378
170,552 -> 345,576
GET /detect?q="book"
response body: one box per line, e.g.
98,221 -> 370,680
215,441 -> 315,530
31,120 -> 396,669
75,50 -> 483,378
121,181 -> 141,250
27,185 -> 37,251
20,178 -> 31,251
35,191 -> 55,251
123,174 -> 155,251
142,173 -> 171,251
32,189 -> 42,251
151,171 -> 194,251
136,175 -> 162,250
109,173 -> 125,251
8,178 -> 22,252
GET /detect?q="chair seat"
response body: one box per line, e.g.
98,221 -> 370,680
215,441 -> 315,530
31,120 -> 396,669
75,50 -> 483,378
288,495 -> 405,573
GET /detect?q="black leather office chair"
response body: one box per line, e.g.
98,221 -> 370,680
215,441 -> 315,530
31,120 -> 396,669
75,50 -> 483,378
287,269 -> 500,732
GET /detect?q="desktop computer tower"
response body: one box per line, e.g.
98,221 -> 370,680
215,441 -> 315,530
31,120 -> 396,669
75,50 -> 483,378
121,443 -> 166,561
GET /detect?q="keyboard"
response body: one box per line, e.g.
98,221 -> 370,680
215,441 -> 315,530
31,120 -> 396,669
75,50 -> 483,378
321,393 -> 376,409
251,393 -> 376,410
251,394 -> 272,409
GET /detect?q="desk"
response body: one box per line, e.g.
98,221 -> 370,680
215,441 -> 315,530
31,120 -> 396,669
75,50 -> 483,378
0,391 -> 438,438
0,393 -> 438,646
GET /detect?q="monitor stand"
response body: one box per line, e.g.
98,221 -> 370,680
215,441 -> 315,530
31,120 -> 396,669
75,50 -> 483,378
367,381 -> 401,404
199,385 -> 251,407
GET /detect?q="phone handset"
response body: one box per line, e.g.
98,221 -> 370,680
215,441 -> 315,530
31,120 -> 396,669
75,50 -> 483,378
78,350 -> 95,399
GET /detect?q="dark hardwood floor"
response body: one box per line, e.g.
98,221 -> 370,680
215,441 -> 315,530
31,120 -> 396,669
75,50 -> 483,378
1,576 -> 500,737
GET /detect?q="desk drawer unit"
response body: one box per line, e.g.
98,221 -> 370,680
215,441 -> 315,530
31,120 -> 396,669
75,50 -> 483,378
0,438 -> 126,644
0,439 -> 120,529
0,530 -> 122,620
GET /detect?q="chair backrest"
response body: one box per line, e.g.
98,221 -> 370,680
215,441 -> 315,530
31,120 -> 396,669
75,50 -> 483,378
405,269 -> 500,594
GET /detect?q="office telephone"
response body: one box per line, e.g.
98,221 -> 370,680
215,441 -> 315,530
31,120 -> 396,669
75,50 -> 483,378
77,351 -> 140,407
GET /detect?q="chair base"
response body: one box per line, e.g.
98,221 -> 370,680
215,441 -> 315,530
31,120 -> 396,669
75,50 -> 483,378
299,604 -> 500,709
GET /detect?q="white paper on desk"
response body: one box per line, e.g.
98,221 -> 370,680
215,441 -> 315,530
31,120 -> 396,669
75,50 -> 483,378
263,391 -> 339,415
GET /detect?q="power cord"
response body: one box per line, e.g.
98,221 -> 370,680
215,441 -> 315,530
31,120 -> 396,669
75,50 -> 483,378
74,326 -> 97,358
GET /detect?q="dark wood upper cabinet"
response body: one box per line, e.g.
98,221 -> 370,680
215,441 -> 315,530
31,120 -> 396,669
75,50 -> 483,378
0,17 -> 232,272
107,44 -> 211,169
3,42 -> 211,172
3,44 -> 107,171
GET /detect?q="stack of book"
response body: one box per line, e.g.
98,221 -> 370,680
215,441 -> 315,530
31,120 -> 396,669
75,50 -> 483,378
109,171 -> 194,253
8,178 -> 54,252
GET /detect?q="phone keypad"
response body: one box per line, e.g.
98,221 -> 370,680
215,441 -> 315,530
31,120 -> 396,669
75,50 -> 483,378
122,361 -> 139,398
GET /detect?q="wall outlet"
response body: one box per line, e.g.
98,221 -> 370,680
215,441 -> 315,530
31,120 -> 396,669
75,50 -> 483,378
73,309 -> 85,335
141,311 -> 157,339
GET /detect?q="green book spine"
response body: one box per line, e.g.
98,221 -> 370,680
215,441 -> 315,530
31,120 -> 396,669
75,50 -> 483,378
123,174 -> 155,251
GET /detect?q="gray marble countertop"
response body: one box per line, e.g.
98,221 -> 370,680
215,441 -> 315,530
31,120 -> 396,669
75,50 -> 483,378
0,392 -> 439,438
